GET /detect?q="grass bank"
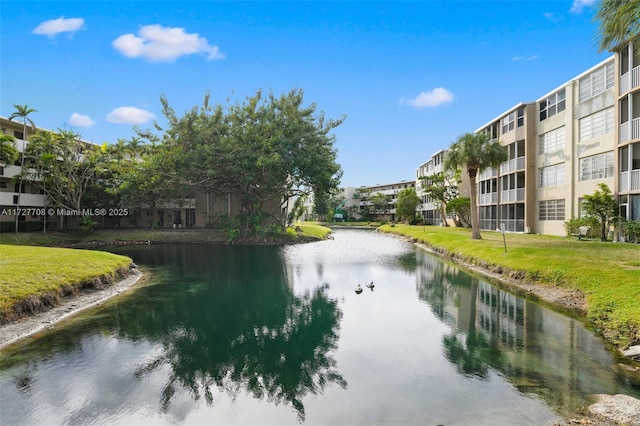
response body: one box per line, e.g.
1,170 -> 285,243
0,225 -> 331,248
0,245 -> 133,324
379,224 -> 640,349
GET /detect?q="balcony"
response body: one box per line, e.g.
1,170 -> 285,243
619,66 -> 640,95
499,157 -> 525,175
0,192 -> 46,207
620,170 -> 640,192
619,118 -> 640,143
500,188 -> 525,203
478,192 -> 497,205
478,168 -> 497,180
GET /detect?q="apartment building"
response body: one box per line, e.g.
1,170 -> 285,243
359,180 -> 415,222
415,149 -> 471,226
617,42 -> 640,224
0,116 -> 47,229
470,57 -> 616,236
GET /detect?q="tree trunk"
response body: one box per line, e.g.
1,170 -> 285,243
468,168 -> 482,240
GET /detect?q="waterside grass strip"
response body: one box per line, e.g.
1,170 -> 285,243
379,224 -> 640,349
0,245 -> 133,323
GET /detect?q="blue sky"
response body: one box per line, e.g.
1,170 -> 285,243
1,1 -> 611,187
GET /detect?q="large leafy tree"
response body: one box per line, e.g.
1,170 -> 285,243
24,129 -> 103,228
419,171 -> 460,227
581,183 -> 618,241
595,0 -> 640,52
0,134 -> 18,165
370,192 -> 392,221
8,104 -> 36,233
395,187 -> 420,223
444,133 -> 507,240
136,89 -> 344,234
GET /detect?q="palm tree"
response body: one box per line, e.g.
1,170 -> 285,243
595,0 -> 640,52
8,104 -> 37,233
444,132 -> 507,240
126,136 -> 143,160
110,138 -> 128,161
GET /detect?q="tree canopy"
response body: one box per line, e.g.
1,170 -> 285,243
581,183 -> 618,241
134,90 -> 344,233
396,187 -> 420,223
595,0 -> 640,52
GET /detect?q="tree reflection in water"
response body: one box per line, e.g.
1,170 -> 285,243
112,245 -> 346,422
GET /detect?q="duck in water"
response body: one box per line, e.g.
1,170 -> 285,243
365,281 -> 374,290
355,284 -> 363,294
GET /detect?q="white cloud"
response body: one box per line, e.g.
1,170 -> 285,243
106,107 -> 155,125
112,24 -> 224,62
543,12 -> 555,20
68,113 -> 95,127
32,17 -> 85,37
570,0 -> 597,14
512,55 -> 539,62
401,88 -> 454,109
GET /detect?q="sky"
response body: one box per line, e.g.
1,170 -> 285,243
0,0 -> 612,187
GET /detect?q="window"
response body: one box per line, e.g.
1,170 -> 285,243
539,199 -> 565,220
538,126 -> 565,154
539,88 -> 566,121
539,163 -> 565,187
579,152 -> 614,181
0,181 -> 6,189
13,131 -> 24,140
0,166 -> 4,175
579,107 -> 614,141
579,62 -> 614,102
501,112 -> 515,134
516,107 -> 524,127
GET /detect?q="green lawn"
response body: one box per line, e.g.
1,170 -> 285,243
379,224 -> 640,348
289,222 -> 333,239
0,245 -> 132,322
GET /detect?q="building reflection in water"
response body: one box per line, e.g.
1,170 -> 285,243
414,248 -> 634,415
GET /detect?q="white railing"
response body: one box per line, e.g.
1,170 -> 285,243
479,167 -> 497,180
499,157 -> 525,174
478,192 -> 497,205
621,71 -> 630,95
620,171 -> 629,192
620,121 -> 630,144
632,169 -> 640,191
499,189 -> 525,203
633,65 -> 640,91
633,117 -> 640,140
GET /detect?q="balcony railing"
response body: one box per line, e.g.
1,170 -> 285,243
0,192 -> 46,207
619,118 -> 640,144
619,170 -> 640,192
499,157 -> 525,175
478,168 -> 497,180
620,66 -> 640,95
478,192 -> 497,205
500,188 -> 525,203
621,71 -> 629,95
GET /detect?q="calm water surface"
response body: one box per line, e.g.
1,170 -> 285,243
1,229 -> 638,425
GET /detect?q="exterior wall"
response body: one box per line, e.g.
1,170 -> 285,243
193,191 -> 284,227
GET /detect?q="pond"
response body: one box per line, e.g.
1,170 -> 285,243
1,228 -> 638,425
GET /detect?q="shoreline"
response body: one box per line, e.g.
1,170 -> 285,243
0,268 -> 143,350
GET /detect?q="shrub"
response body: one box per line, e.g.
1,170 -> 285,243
563,217 -> 599,238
